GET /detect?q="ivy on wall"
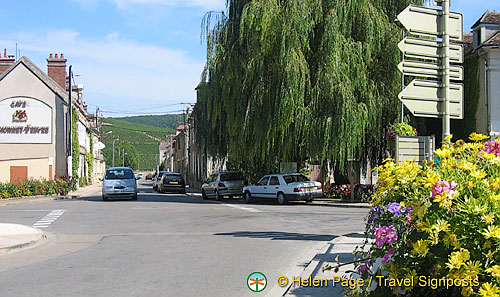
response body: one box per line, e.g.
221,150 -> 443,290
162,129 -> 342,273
71,106 -> 79,185
86,132 -> 94,185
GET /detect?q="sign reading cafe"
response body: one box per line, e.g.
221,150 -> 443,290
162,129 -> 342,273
0,97 -> 52,143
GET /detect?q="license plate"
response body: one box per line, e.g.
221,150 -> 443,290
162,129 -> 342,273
232,188 -> 241,192
305,187 -> 314,191
170,181 -> 179,184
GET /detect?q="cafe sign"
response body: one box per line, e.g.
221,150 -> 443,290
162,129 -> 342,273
0,97 -> 52,143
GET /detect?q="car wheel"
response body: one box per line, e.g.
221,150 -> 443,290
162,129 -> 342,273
102,195 -> 108,201
132,194 -> 138,200
277,192 -> 287,205
244,191 -> 253,204
202,189 -> 208,200
306,198 -> 313,203
215,190 -> 222,201
180,187 -> 186,194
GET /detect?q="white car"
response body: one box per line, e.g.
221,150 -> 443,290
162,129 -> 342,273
243,173 -> 322,204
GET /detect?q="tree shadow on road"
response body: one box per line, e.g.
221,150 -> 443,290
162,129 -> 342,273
214,231 -> 337,242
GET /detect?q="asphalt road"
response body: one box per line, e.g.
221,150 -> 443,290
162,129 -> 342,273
0,179 -> 368,297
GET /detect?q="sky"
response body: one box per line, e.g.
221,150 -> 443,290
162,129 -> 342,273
0,0 -> 497,117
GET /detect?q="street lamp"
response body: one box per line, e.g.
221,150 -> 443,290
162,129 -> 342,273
112,138 -> 119,167
123,151 -> 127,167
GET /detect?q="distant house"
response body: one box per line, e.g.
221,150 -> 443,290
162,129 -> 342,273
463,10 -> 500,137
0,51 -> 104,184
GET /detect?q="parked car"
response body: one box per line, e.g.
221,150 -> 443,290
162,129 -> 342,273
145,173 -> 153,180
101,167 -> 139,201
158,173 -> 186,194
152,171 -> 167,191
243,173 -> 322,204
136,173 -> 143,180
201,171 -> 245,201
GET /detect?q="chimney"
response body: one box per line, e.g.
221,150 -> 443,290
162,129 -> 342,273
0,49 -> 16,74
47,53 -> 67,89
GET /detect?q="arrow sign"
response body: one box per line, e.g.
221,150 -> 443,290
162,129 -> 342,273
398,60 -> 463,80
397,5 -> 463,41
399,79 -> 463,119
398,37 -> 463,63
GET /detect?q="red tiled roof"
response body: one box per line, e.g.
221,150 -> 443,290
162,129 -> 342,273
472,10 -> 500,29
484,31 -> 500,46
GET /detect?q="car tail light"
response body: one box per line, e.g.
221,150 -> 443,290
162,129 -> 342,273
317,186 -> 322,190
218,183 -> 225,187
293,188 -> 302,192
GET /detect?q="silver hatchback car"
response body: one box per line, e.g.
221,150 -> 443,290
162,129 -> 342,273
201,171 -> 245,200
101,167 -> 138,201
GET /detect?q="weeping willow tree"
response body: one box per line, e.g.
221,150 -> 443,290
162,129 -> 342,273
194,0 -> 424,179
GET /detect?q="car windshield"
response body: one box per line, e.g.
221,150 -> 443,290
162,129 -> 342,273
105,169 -> 134,180
220,172 -> 244,181
283,174 -> 310,184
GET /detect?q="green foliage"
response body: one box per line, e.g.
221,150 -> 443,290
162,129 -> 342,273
87,132 -> 94,184
71,107 -> 79,184
101,118 -> 169,170
451,54 -> 480,140
196,0 -> 423,178
114,114 -> 183,130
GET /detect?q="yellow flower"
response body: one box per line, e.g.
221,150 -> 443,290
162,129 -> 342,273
486,265 -> 500,279
483,225 -> 500,239
483,214 -> 495,224
444,134 -> 454,143
435,148 -> 452,158
471,169 -> 487,179
429,231 -> 439,245
463,261 -> 482,277
485,250 -> 495,260
462,286 -> 475,297
424,171 -> 440,188
412,240 -> 429,257
491,194 -> 500,202
469,132 -> 490,141
446,248 -> 470,270
434,219 -> 450,232
478,282 -> 500,297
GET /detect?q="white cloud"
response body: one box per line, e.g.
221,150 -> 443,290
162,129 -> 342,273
0,29 -> 205,114
113,0 -> 226,10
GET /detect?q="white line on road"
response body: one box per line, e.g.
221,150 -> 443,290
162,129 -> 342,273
221,203 -> 263,213
32,209 -> 66,228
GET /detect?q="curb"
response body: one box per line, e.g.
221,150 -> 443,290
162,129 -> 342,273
0,228 -> 46,255
0,195 -> 70,207
310,201 -> 371,209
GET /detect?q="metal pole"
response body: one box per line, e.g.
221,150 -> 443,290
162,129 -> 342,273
67,65 -> 73,177
123,149 -> 125,166
401,29 -> 405,123
112,139 -> 115,167
442,0 -> 451,140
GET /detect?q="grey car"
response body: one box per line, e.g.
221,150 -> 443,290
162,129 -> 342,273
101,167 -> 138,201
201,171 -> 245,201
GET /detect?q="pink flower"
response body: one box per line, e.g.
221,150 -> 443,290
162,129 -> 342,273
360,262 -> 371,274
382,248 -> 394,264
375,225 -> 398,248
432,180 -> 457,197
483,141 -> 500,156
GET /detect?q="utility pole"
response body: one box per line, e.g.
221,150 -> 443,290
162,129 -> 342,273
112,138 -> 118,167
95,106 -> 99,132
67,65 -> 73,178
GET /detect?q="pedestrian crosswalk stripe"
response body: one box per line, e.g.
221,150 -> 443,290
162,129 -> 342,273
32,209 -> 66,228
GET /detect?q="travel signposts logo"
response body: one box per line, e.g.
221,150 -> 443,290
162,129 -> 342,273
247,272 -> 267,292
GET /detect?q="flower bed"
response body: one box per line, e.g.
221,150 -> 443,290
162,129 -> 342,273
324,183 -> 374,201
0,176 -> 74,199
351,133 -> 500,297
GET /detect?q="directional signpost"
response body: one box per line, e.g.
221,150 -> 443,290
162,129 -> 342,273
397,0 -> 463,139
398,79 -> 463,118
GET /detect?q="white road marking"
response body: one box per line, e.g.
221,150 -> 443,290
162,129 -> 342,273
32,209 -> 66,228
222,203 -> 263,213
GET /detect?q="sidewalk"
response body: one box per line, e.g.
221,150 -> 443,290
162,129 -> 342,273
0,223 -> 46,255
282,233 -> 368,297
